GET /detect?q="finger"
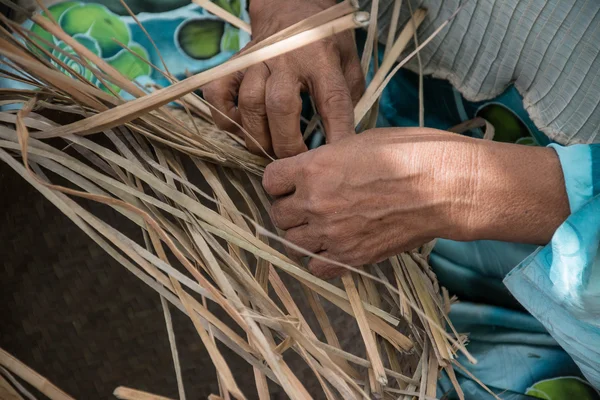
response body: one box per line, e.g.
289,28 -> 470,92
262,158 -> 297,197
308,252 -> 346,280
238,63 -> 272,155
339,33 -> 365,105
284,224 -> 323,260
265,72 -> 307,159
344,62 -> 365,106
202,72 -> 243,134
309,62 -> 355,143
270,194 -> 306,230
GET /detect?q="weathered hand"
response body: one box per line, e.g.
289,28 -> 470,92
263,128 -> 569,279
263,128 -> 462,278
202,0 -> 363,158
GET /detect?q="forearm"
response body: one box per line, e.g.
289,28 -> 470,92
262,126 -> 570,275
450,140 -> 570,245
246,0 -> 338,39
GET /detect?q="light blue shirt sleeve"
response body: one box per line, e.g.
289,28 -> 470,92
504,143 -> 600,389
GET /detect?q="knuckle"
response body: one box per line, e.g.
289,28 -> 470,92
321,89 -> 351,112
239,88 -> 264,114
284,232 -> 306,257
269,103 -> 296,119
266,89 -> 297,117
203,86 -> 231,108
321,224 -> 338,241
302,160 -> 320,179
305,191 -> 323,215
315,38 -> 336,54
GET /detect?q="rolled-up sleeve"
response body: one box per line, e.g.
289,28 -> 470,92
504,143 -> 600,389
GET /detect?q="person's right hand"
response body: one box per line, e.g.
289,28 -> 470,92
201,0 -> 364,158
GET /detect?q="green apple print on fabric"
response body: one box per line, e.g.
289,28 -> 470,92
177,0 -> 243,60
526,377 -> 600,400
11,0 -> 249,96
59,3 -> 130,58
29,2 -> 151,93
177,19 -> 226,60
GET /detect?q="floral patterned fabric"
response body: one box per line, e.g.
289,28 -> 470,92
3,0 -> 250,97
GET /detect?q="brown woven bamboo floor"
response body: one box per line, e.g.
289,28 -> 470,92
0,161 -> 365,399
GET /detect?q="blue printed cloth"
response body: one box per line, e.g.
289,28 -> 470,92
1,1 -> 250,97
505,144 -> 600,386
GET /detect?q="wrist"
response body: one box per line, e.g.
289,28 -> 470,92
249,0 -> 335,16
248,0 -> 336,26
453,140 -> 569,244
383,131 -> 481,244
424,136 -> 483,242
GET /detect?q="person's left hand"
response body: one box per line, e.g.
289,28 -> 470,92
263,128 -> 569,279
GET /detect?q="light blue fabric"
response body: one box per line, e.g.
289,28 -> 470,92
505,144 -> 600,388
433,143 -> 600,398
371,60 -> 600,397
436,303 -> 583,399
549,144 -> 595,212
430,240 -> 538,309
437,143 -> 600,397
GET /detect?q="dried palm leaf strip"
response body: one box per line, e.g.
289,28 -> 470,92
0,348 -> 75,400
38,13 -> 369,138
342,273 -> 387,386
192,0 -> 251,33
17,109 -> 311,400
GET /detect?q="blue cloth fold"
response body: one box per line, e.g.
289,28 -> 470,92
505,188 -> 600,388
